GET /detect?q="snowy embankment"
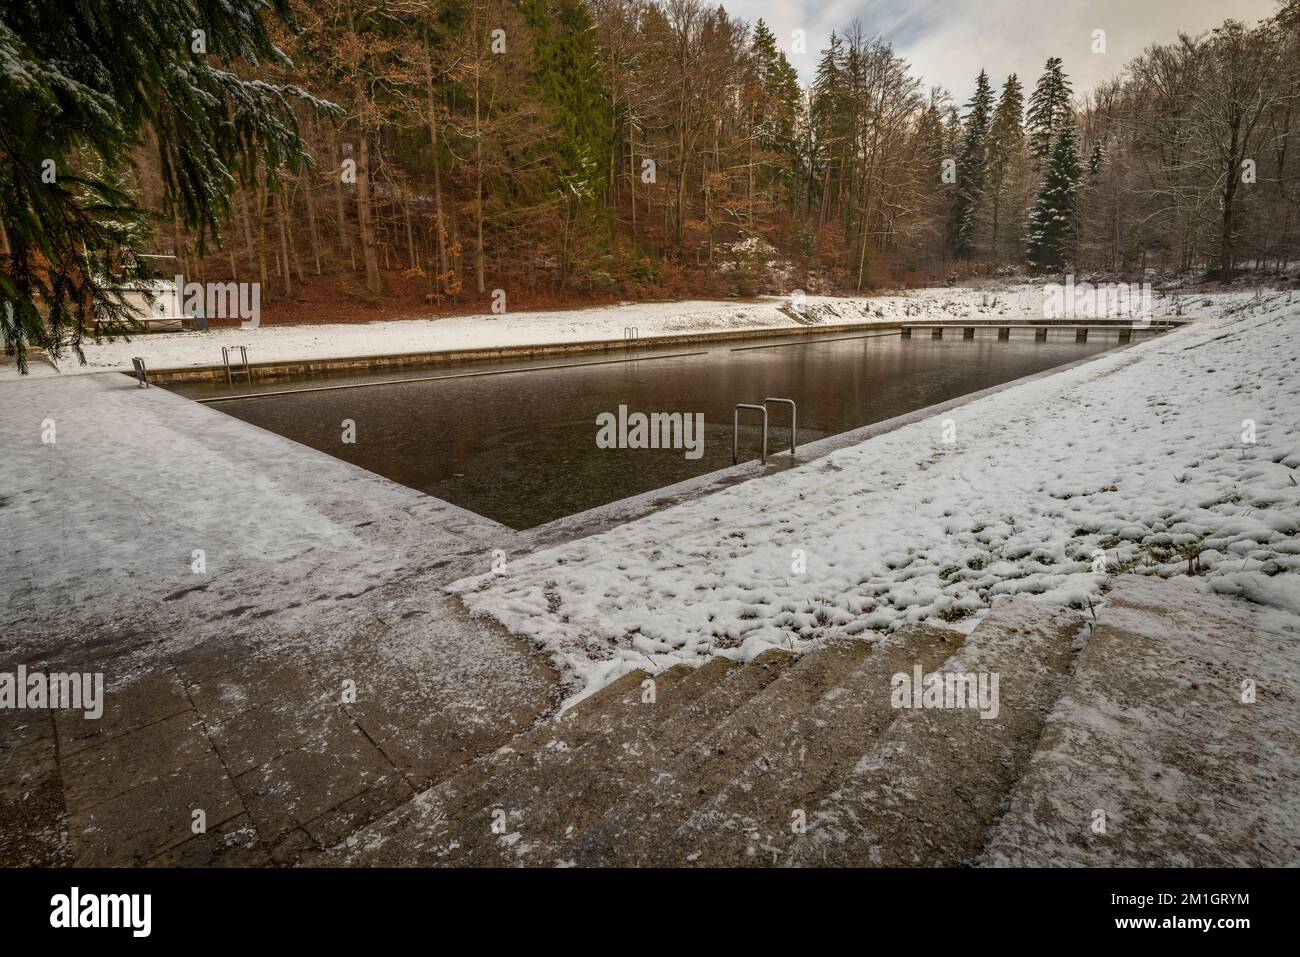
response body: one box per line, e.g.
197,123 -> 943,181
9,283 -> 1210,377
451,291 -> 1300,704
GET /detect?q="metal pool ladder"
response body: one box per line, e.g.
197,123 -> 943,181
222,346 -> 252,385
764,397 -> 797,456
732,397 -> 797,465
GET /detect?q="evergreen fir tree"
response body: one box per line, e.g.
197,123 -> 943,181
911,99 -> 952,262
982,74 -> 1026,261
915,102 -> 948,185
1026,57 -> 1073,163
811,32 -> 844,132
987,75 -> 1025,162
0,0 -> 329,371
522,0 -> 612,195
941,103 -> 964,257
952,69 -> 994,259
1088,140 -> 1105,176
519,0 -> 613,289
943,105 -> 963,157
809,32 -> 846,209
750,19 -> 802,155
1026,125 -> 1082,273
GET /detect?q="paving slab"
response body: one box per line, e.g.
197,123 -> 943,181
52,668 -> 192,757
68,749 -> 244,866
60,711 -> 213,813
233,721 -> 402,846
0,373 -> 559,866
146,812 -> 267,868
0,718 -> 68,867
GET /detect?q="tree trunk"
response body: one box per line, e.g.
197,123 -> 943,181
424,40 -> 451,293
356,131 -> 383,294
629,123 -> 637,243
474,64 -> 486,295
302,168 -> 322,276
1219,151 -> 1239,276
255,180 -> 270,296
276,191 -> 293,297
240,192 -> 256,278
330,129 -> 353,270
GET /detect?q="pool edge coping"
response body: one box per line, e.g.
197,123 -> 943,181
134,316 -> 1187,385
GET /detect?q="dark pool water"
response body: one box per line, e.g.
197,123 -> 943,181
171,329 -> 1116,528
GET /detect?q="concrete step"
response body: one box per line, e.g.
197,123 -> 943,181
568,637 -> 874,866
463,649 -> 799,866
670,624 -> 964,866
320,666 -> 679,864
785,597 -> 1082,867
521,649 -> 800,865
980,576 -> 1300,867
650,650 -> 799,767
442,657 -> 738,865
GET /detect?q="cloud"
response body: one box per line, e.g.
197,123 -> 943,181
725,0 -> 1278,101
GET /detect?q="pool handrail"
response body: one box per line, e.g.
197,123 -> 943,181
733,403 -> 768,465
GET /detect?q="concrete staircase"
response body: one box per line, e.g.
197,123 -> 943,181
980,576 -> 1300,867
324,577 -> 1298,867
326,594 -> 1088,867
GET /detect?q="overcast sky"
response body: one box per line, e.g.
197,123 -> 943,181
725,0 -> 1279,103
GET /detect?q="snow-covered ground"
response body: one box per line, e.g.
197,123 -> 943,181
451,290 -> 1300,704
4,283 -> 1223,379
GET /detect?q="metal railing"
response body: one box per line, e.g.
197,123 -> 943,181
733,397 -> 798,465
221,346 -> 252,385
763,397 -> 797,456
732,403 -> 767,465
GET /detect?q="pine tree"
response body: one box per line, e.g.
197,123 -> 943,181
752,23 -> 800,119
1026,57 -> 1073,163
522,0 -> 615,289
812,32 -> 844,125
1087,140 -> 1105,176
952,70 -> 994,258
0,0 -> 329,371
915,102 -> 949,185
1026,125 -> 1082,273
982,74 -> 1026,261
909,99 -> 951,264
750,20 -> 801,165
524,0 -> 613,188
809,32 -> 845,221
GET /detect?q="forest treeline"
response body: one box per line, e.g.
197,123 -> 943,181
6,0 -> 1300,339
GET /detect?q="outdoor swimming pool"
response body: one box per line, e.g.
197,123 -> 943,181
169,328 -> 1119,528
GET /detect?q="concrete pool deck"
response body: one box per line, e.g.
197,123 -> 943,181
1,372 -> 557,865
